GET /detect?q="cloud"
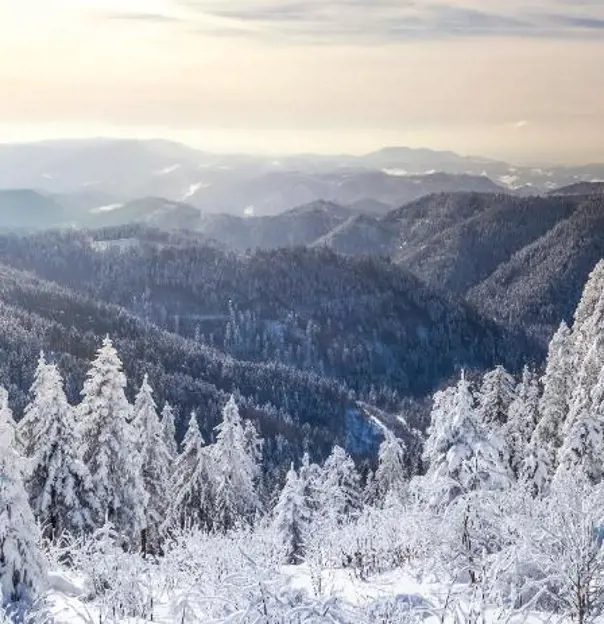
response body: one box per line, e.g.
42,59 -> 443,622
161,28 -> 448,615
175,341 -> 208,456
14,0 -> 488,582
514,120 -> 529,129
174,0 -> 604,43
104,11 -> 182,23
539,14 -> 604,29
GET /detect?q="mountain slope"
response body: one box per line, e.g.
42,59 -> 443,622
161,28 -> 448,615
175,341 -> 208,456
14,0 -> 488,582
312,191 -> 604,343
0,261 -> 386,463
395,193 -> 578,295
468,194 -> 604,340
311,214 -> 395,256
0,190 -> 68,230
87,197 -> 203,230
0,227 -> 538,401
547,181 -> 604,196
195,200 -> 356,251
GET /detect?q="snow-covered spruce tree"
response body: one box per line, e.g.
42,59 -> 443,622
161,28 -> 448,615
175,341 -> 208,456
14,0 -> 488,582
316,445 -> 361,527
503,366 -> 540,479
422,385 -> 458,470
0,396 -> 46,607
212,396 -> 261,532
555,341 -> 604,485
475,365 -> 516,429
160,402 -> 178,460
524,321 -> 573,494
165,412 -> 212,530
571,260 -> 604,363
271,464 -> 309,564
573,260 -> 604,329
374,430 -> 407,502
132,375 -> 171,553
421,373 -> 511,508
21,362 -> 96,538
243,418 -> 263,481
298,451 -> 322,515
79,337 -> 147,546
0,388 -> 17,451
17,352 -> 49,458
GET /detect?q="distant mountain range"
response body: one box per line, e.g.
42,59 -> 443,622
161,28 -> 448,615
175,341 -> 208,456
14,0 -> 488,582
0,139 -> 603,222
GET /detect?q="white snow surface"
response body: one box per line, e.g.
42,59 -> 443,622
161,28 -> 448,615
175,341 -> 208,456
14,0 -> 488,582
154,164 -> 182,175
90,203 -> 123,214
180,182 -> 209,200
45,564 -> 554,623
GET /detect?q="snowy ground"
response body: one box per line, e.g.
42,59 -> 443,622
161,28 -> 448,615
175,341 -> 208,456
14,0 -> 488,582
45,565 -> 426,622
45,564 -> 556,623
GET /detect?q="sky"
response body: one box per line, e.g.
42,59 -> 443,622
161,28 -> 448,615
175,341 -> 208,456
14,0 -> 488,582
0,0 -> 603,164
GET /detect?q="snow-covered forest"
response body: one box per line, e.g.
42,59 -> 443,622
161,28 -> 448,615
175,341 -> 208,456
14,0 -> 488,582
3,260 -> 604,623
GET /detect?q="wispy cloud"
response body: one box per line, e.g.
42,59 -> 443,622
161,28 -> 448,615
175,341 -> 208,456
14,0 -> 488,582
166,0 -> 604,43
105,11 -> 182,23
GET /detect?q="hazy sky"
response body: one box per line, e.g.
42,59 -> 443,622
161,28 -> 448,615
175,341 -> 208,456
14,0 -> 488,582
1,0 -> 603,163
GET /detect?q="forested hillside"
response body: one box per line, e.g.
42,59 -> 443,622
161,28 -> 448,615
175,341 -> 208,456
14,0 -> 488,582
310,191 -> 604,343
0,227 -> 536,402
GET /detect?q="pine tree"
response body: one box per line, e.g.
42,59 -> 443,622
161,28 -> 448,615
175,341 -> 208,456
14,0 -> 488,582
422,385 -> 458,470
271,464 -> 309,564
166,412 -> 212,530
527,321 -> 573,489
316,445 -> 361,526
573,260 -> 604,331
212,396 -> 260,532
571,260 -> 604,362
132,375 -> 171,552
374,430 -> 407,501
161,402 -> 178,460
79,337 -> 147,545
422,373 -> 511,508
243,418 -> 263,481
504,366 -> 540,478
17,352 -> 50,458
0,387 -> 18,450
555,342 -> 604,484
298,451 -> 321,515
475,365 -> 516,428
21,362 -> 96,538
0,395 -> 46,606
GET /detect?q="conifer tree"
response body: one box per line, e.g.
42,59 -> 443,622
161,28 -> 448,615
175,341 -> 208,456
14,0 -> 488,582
161,402 -> 178,460
21,362 -> 96,538
79,337 -> 147,545
316,445 -> 361,526
166,412 -> 212,530
271,464 -> 309,564
571,260 -> 604,362
0,395 -> 46,606
527,321 -> 573,485
555,342 -> 604,484
17,352 -> 50,457
423,373 -> 511,508
374,430 -> 407,501
0,387 -> 18,450
573,260 -> 604,330
422,385 -> 458,470
132,375 -> 171,552
475,365 -> 516,428
212,396 -> 260,532
243,418 -> 263,481
298,451 -> 321,516
504,366 -> 540,478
